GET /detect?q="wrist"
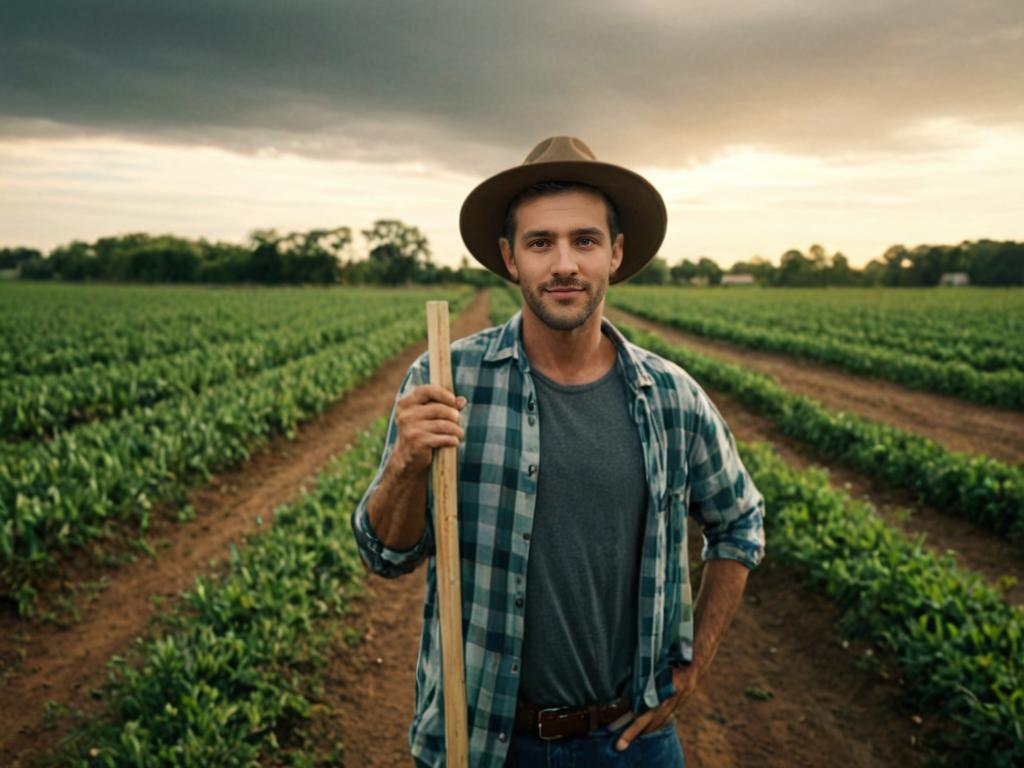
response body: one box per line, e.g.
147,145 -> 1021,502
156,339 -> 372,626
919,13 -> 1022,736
391,445 -> 426,477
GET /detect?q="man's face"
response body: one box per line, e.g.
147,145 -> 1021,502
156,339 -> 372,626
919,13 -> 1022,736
498,190 -> 624,332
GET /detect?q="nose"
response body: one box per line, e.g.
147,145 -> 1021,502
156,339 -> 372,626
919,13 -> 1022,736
551,239 -> 578,276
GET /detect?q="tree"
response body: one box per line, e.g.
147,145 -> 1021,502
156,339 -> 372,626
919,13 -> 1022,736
278,227 -> 351,283
881,245 -> 911,286
777,248 -> 814,286
49,240 -> 100,280
670,259 -> 699,285
0,247 -> 41,270
361,219 -> 431,285
825,252 -> 857,286
628,256 -> 670,285
696,256 -> 723,285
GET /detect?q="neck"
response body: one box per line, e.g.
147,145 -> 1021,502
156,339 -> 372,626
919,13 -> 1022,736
519,299 -> 617,385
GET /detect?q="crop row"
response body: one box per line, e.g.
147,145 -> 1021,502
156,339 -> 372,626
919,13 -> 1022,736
745,442 -> 1024,766
0,304 -> 412,440
1,286 -> 283,377
0,298 -> 466,611
53,417 -> 388,766
609,292 -> 1024,409
616,323 -> 1024,546
610,286 -> 1024,372
0,283 -> 435,378
779,319 -> 1024,373
488,285 -> 521,325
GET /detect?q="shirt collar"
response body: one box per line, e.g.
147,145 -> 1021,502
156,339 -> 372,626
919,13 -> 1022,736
483,306 -> 654,390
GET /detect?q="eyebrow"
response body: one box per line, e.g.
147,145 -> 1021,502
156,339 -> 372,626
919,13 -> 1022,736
521,227 -> 605,241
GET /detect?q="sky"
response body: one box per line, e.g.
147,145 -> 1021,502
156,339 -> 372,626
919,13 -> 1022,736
1,0 -> 1022,269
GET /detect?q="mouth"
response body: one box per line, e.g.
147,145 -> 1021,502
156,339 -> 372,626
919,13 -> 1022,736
544,285 -> 585,296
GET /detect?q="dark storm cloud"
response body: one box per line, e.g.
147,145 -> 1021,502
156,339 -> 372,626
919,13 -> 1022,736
2,0 -> 1022,172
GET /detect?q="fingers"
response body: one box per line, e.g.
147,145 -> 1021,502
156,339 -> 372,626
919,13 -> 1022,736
615,708 -> 675,752
403,384 -> 466,409
391,385 -> 468,472
403,401 -> 464,425
615,710 -> 654,752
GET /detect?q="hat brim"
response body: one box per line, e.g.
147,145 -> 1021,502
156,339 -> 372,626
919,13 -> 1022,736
459,160 -> 667,285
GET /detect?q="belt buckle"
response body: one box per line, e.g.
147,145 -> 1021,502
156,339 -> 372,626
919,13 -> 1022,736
537,706 -> 568,741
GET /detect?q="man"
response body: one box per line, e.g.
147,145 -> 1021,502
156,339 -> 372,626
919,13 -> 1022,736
351,136 -> 765,767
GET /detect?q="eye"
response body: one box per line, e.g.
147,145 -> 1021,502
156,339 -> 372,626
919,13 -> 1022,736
576,237 -> 595,247
528,239 -> 550,249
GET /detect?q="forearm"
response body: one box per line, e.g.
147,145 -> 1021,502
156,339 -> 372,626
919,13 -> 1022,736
366,452 -> 431,551
687,558 -> 750,675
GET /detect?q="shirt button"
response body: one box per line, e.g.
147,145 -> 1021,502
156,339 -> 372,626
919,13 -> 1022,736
511,663 -> 519,673
528,416 -> 536,426
523,532 -> 531,541
515,596 -> 524,607
527,464 -> 537,476
499,732 -> 507,742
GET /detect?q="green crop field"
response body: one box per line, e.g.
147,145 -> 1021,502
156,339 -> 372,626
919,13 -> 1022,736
0,282 -> 1021,767
608,286 -> 1024,407
0,282 -> 472,612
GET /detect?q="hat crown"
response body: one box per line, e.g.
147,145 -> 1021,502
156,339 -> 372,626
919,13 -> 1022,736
523,135 -> 596,165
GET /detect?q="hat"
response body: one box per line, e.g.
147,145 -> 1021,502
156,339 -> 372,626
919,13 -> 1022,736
459,136 -> 668,284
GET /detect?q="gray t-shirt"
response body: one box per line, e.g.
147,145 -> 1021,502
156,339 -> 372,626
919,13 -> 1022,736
519,355 -> 649,707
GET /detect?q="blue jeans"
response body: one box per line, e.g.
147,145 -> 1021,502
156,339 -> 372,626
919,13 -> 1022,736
503,717 -> 686,767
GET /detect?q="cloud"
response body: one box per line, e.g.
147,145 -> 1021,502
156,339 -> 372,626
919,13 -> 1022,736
1,0 -> 1022,172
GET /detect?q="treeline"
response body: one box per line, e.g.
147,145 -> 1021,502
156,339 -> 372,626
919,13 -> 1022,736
0,220 -> 503,286
3,231 -> 1021,287
632,240 -> 1024,287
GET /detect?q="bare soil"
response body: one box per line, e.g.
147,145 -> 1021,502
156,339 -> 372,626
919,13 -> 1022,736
0,291 -> 492,767
606,306 -> 1024,465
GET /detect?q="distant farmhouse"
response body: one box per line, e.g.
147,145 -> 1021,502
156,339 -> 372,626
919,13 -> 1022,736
722,274 -> 756,286
688,276 -> 710,287
940,272 -> 970,286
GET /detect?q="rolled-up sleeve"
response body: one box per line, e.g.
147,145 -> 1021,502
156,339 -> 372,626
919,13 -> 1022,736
686,386 -> 766,570
350,353 -> 437,578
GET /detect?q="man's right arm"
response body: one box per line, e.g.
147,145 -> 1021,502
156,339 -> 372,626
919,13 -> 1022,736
350,358 -> 466,578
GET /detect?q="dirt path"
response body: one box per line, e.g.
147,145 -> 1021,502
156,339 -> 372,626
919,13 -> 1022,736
0,290 -> 492,767
606,307 -> 1024,465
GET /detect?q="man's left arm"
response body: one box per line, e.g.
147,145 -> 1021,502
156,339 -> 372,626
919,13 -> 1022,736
616,385 -> 764,752
615,559 -> 751,751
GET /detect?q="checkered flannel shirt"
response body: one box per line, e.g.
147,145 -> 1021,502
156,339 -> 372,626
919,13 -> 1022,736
350,309 -> 766,768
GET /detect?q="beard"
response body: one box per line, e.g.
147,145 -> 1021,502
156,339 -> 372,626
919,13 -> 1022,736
520,275 -> 607,331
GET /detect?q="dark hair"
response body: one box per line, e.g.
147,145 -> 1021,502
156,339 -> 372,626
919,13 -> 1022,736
501,181 -> 621,253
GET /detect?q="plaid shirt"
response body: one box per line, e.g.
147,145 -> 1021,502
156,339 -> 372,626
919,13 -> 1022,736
350,309 -> 766,768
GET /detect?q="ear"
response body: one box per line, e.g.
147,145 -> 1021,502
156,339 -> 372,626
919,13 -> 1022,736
499,238 -> 520,283
610,233 -> 624,277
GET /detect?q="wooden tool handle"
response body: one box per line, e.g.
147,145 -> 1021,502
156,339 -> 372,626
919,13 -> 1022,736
426,300 -> 468,768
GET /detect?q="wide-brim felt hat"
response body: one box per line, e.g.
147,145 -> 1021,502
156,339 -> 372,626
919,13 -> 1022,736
459,136 -> 668,284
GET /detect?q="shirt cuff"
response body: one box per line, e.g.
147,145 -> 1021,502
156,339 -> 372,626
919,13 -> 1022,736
352,491 -> 433,578
701,539 -> 762,570
370,512 -> 430,558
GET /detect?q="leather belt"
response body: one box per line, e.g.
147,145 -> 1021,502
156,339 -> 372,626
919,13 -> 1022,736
514,693 -> 632,740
